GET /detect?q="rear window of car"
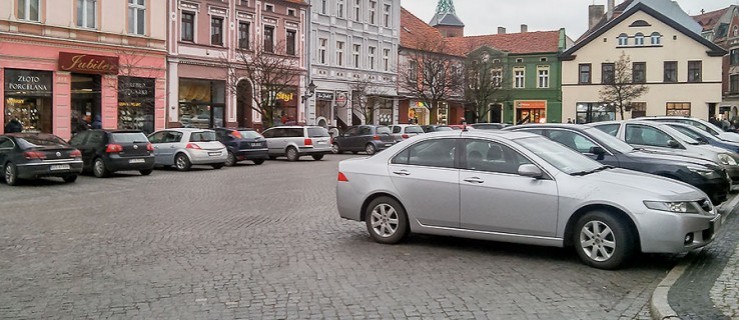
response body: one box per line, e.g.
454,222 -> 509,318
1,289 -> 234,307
238,130 -> 263,139
377,126 -> 392,134
405,126 -> 424,134
308,127 -> 330,138
111,132 -> 148,143
16,135 -> 69,149
190,131 -> 216,142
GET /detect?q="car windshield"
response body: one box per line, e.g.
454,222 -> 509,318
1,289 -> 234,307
516,136 -> 604,175
377,126 -> 392,134
405,126 -> 424,134
190,131 -> 216,142
583,127 -> 634,153
111,132 -> 148,143
238,130 -> 263,139
308,127 -> 330,138
668,125 -> 711,142
16,135 -> 69,149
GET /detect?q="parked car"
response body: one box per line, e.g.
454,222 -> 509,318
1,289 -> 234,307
420,125 -> 454,133
665,123 -> 739,155
0,133 -> 83,185
638,116 -> 739,143
69,129 -> 155,178
332,125 -> 395,155
337,130 -> 723,269
589,120 -> 739,184
213,128 -> 268,166
506,124 -> 731,204
389,124 -> 424,142
147,128 -> 227,171
261,126 -> 332,161
469,123 -> 510,130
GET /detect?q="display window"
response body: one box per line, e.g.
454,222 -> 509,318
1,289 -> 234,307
178,79 -> 225,128
118,76 -> 155,133
3,69 -> 53,133
70,73 -> 102,134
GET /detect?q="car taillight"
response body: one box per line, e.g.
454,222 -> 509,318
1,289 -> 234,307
24,151 -> 46,160
402,134 -> 409,139
338,172 -> 348,182
373,135 -> 380,140
105,144 -> 123,153
231,130 -> 242,139
146,143 -> 154,151
186,143 -> 202,150
304,138 -> 313,146
69,150 -> 82,158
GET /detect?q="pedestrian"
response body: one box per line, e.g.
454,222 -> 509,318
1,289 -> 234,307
91,115 -> 102,129
4,118 -> 23,133
566,118 -> 573,124
721,117 -> 731,132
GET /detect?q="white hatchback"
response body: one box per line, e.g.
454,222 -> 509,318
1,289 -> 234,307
148,128 -> 228,171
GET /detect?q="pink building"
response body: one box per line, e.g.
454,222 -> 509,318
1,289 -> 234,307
0,0 -> 168,139
167,0 -> 309,130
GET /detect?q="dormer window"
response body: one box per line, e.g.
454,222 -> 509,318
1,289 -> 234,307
650,32 -> 662,45
634,33 -> 644,46
618,33 -> 628,46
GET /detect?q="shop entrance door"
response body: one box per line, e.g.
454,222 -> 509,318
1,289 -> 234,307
236,80 -> 252,128
71,74 -> 102,134
516,108 -> 545,125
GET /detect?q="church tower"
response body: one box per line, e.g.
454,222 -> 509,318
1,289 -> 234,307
429,0 -> 465,37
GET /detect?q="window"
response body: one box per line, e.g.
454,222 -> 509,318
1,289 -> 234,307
463,139 -> 531,174
77,0 -> 97,28
286,30 -> 296,55
630,102 -> 647,118
337,0 -> 344,18
409,61 -> 418,81
547,130 -> 599,154
579,64 -> 591,84
182,11 -> 194,42
731,49 -> 739,65
650,32 -> 661,45
731,75 -> 739,93
336,41 -> 345,66
632,62 -> 646,83
513,67 -> 525,88
18,0 -> 40,21
320,0 -> 326,14
666,102 -> 691,117
492,69 -> 502,88
383,48 -> 390,71
618,33 -> 628,46
537,66 -> 549,88
688,61 -> 702,82
625,124 -> 676,148
210,17 -> 223,45
634,33 -> 644,46
265,4 -> 274,12
318,38 -> 327,64
663,61 -> 677,83
128,0 -> 146,35
601,63 -> 614,84
263,26 -> 274,53
391,139 -> 457,169
368,1 -> 376,24
576,103 -> 616,124
353,0 -> 360,22
238,21 -> 250,49
353,44 -> 361,68
383,4 -> 391,27
368,46 -> 376,70
287,8 -> 296,16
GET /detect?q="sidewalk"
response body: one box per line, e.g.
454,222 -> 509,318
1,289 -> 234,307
650,193 -> 739,320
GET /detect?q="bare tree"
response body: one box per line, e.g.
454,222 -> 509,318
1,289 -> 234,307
227,40 -> 303,129
399,39 -> 464,124
349,77 -> 387,125
463,50 -> 511,123
599,52 -> 649,120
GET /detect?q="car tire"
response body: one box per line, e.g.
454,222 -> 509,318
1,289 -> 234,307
286,147 -> 299,162
573,211 -> 635,270
174,153 -> 191,171
253,159 -> 265,165
212,163 -> 224,170
365,196 -> 409,244
225,151 -> 237,167
62,175 -> 78,183
139,169 -> 153,176
365,143 -> 377,155
93,158 -> 110,178
4,162 -> 19,186
331,143 -> 342,154
312,154 -> 324,161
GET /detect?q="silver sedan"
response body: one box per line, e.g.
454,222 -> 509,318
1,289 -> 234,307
336,130 -> 722,269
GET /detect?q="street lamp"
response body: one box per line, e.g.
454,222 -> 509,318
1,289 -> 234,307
301,80 -> 317,103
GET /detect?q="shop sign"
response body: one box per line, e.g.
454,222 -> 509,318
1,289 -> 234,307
59,52 -> 119,75
515,100 -> 547,109
315,92 -> 334,101
276,91 -> 295,102
336,92 -> 348,107
4,69 -> 53,96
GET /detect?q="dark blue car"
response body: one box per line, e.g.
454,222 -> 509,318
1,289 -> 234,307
667,123 -> 739,154
214,128 -> 268,166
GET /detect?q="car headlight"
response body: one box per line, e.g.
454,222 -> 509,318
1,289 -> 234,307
717,153 -> 738,166
687,165 -> 720,178
644,201 -> 699,213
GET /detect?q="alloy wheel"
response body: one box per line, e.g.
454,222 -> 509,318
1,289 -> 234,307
370,203 -> 399,238
579,220 -> 616,262
4,164 -> 16,185
176,156 -> 187,170
366,144 -> 376,155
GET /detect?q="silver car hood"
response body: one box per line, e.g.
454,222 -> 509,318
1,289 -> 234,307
575,168 -> 705,200
718,132 -> 739,143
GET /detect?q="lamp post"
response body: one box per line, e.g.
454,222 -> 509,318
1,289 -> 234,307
301,80 -> 317,103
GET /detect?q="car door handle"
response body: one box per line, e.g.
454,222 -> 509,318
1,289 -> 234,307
463,177 -> 485,184
392,170 -> 410,176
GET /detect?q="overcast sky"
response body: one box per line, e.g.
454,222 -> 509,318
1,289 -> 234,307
400,0 -> 736,39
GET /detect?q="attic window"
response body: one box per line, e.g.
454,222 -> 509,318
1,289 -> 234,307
540,57 -> 547,62
516,58 -> 523,63
629,20 -> 651,27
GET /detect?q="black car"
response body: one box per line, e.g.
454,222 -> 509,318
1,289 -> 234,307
420,125 -> 454,133
0,133 -> 83,185
213,128 -> 269,166
69,130 -> 155,178
332,125 -> 395,155
506,124 -> 732,204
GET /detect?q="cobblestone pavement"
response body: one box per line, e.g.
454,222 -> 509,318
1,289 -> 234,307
0,155 -> 681,319
669,205 -> 738,320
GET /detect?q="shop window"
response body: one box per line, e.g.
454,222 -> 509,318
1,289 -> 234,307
630,102 -> 647,118
263,25 -> 274,53
575,102 -> 615,124
118,77 -> 155,133
70,74 -> 102,134
178,79 -> 226,129
4,69 -> 54,133
666,102 -> 691,117
688,61 -> 702,82
18,0 -> 41,22
77,0 -> 97,29
286,30 -> 297,56
128,0 -> 146,35
664,61 -> 677,83
632,62 -> 646,83
182,11 -> 195,42
579,64 -> 591,84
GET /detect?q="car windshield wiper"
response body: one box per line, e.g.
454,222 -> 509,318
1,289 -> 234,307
570,165 -> 614,176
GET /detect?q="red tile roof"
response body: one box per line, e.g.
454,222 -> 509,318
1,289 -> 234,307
444,31 -> 562,56
693,7 -> 730,31
400,7 -> 445,51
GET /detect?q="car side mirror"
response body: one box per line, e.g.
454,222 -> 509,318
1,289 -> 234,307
589,146 -> 606,160
667,140 -> 681,148
518,164 -> 543,179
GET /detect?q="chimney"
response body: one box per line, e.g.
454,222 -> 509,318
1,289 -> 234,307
607,0 -> 615,19
520,24 -> 528,33
498,27 -> 506,34
588,5 -> 605,30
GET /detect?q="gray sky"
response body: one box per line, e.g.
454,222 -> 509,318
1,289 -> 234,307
400,0 -> 736,39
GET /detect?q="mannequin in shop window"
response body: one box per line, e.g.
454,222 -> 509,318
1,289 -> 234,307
4,118 -> 23,133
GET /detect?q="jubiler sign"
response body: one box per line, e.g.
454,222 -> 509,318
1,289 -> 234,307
58,52 -> 119,75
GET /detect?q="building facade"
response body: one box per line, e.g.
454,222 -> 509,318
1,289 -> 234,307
166,0 -> 308,130
561,0 -> 726,123
0,0 -> 167,138
307,0 -> 400,129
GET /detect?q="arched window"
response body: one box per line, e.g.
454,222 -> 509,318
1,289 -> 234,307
634,33 -> 644,46
618,33 -> 628,46
650,32 -> 662,45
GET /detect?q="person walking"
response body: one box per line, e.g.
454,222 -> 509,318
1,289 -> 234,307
91,115 -> 102,129
4,118 -> 23,133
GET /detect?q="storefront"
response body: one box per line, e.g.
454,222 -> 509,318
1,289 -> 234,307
575,102 -> 616,124
3,69 -> 54,133
178,79 -> 226,129
407,101 -> 429,125
273,88 -> 298,126
515,100 -> 547,124
118,77 -> 156,133
315,91 -> 334,127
